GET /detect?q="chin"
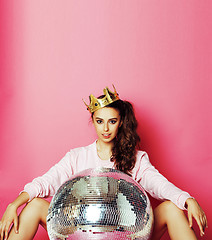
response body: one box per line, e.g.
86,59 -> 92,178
101,137 -> 115,144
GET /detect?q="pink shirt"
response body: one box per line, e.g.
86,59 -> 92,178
23,141 -> 191,210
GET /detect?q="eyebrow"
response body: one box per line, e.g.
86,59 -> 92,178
95,117 -> 118,120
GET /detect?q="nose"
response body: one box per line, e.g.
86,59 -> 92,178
104,122 -> 109,132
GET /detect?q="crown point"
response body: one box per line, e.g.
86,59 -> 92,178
83,85 -> 120,113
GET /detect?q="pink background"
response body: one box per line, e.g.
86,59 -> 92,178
0,1 -> 211,239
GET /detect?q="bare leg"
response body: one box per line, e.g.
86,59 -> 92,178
151,201 -> 197,240
8,198 -> 49,240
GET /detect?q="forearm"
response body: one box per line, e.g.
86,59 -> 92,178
141,168 -> 191,209
22,152 -> 73,201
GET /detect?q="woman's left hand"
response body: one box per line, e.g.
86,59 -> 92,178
185,198 -> 208,237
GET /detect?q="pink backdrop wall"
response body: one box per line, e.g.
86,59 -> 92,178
0,1 -> 211,239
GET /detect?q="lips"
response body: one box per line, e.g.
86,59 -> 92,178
102,133 -> 111,138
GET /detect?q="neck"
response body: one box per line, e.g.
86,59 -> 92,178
97,139 -> 114,150
96,140 -> 114,160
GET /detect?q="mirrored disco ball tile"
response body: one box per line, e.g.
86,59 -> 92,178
47,168 -> 153,240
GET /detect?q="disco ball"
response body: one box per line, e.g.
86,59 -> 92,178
47,168 -> 153,240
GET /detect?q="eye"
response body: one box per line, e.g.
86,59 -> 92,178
110,120 -> 117,124
96,119 -> 103,124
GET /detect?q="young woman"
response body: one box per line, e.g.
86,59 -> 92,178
0,86 -> 208,240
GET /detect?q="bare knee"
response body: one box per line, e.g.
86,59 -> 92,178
27,198 -> 47,209
159,200 -> 180,209
153,201 -> 197,240
160,201 -> 184,219
22,198 -> 49,227
153,201 -> 184,226
151,201 -> 186,240
154,200 -> 187,232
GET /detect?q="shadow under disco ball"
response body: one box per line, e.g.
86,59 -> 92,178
47,168 -> 153,240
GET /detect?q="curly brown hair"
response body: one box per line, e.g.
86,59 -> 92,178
92,99 -> 140,176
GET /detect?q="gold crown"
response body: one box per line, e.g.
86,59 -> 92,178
83,85 -> 120,113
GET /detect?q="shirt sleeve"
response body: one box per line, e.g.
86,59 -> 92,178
135,152 -> 192,210
22,151 -> 75,201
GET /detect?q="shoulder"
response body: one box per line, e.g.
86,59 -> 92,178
68,141 -> 96,156
134,150 -> 152,169
131,150 -> 155,181
61,141 -> 96,168
136,150 -> 149,161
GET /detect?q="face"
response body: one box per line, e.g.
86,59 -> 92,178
92,107 -> 121,144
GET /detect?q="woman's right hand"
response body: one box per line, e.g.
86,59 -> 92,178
0,203 -> 19,240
